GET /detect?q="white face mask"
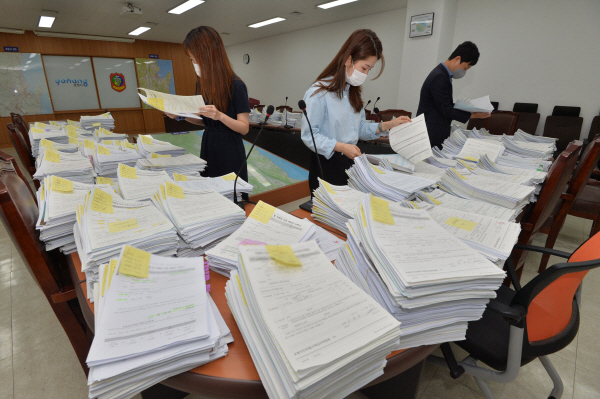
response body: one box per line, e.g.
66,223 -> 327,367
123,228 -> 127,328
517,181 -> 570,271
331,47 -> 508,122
346,62 -> 368,86
453,66 -> 466,79
193,63 -> 201,77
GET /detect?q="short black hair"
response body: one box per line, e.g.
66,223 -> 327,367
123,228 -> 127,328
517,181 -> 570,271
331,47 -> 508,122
448,41 -> 480,66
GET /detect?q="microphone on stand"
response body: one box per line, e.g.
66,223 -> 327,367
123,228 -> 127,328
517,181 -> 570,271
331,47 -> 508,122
233,105 -> 274,209
298,100 -> 323,213
373,106 -> 384,123
373,96 -> 380,110
283,96 -> 293,129
364,99 -> 372,111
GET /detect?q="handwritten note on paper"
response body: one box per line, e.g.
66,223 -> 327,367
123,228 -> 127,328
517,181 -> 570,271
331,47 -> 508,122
266,245 -> 302,266
119,164 -> 138,179
51,176 -> 73,192
44,149 -> 61,163
151,153 -> 171,158
147,98 -> 165,111
40,138 -> 54,148
371,196 -> 395,225
108,218 -> 139,234
174,173 -> 188,182
118,245 -> 151,278
238,239 -> 266,246
165,181 -> 185,199
140,135 -> 153,145
249,201 -> 276,224
97,177 -> 114,185
91,189 -> 114,214
445,217 -> 477,232
97,145 -> 111,156
84,139 -> 95,149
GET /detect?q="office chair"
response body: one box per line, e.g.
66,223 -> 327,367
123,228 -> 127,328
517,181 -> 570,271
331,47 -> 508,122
428,232 -> 600,399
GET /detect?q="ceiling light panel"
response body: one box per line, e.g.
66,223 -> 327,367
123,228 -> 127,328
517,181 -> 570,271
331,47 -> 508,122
128,27 -> 151,36
318,0 -> 359,9
168,0 -> 205,14
248,17 -> 286,28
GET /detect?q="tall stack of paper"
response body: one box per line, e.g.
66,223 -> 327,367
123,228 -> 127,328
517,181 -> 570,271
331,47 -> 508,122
477,155 -> 547,184
87,246 -> 232,399
36,177 -> 115,254
33,148 -> 96,184
347,155 -> 435,201
35,139 -> 79,164
117,164 -> 173,201
95,176 -> 121,196
494,154 -> 552,172
73,187 -> 178,296
311,179 -> 366,234
137,135 -> 185,158
226,241 -> 401,399
136,153 -> 207,177
92,141 -> 142,178
335,194 -> 505,349
175,173 -> 253,201
514,129 -> 558,144
455,160 -> 540,193
80,112 -> 115,131
29,127 -> 69,158
456,138 -> 505,162
93,127 -> 129,143
367,154 -> 415,173
206,201 -> 316,277
283,110 -> 303,128
151,182 -> 246,256
501,136 -> 554,159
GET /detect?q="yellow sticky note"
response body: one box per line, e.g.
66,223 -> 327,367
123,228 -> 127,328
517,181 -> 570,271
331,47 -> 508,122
101,266 -> 108,297
40,186 -> 45,201
140,135 -> 153,145
66,131 -> 77,139
67,119 -> 76,126
68,137 -> 78,144
123,142 -> 135,150
97,176 -> 114,185
107,259 -> 118,290
444,217 -> 478,232
66,124 -> 77,133
92,123 -> 101,127
40,138 -> 54,148
151,153 -> 171,158
108,218 -> 139,234
50,121 -> 59,126
165,181 -> 185,199
249,201 -> 276,224
159,184 -> 166,200
371,164 -> 386,174
51,176 -> 73,192
102,140 -> 115,146
425,193 -> 442,205
174,173 -> 188,182
44,149 -> 61,163
235,275 -> 247,306
410,201 -> 420,209
453,169 -> 467,180
464,156 -> 478,162
322,180 -> 336,195
97,145 -> 111,155
265,245 -> 302,266
119,164 -> 138,179
371,196 -> 395,225
84,139 -> 95,149
30,127 -> 44,133
35,122 -> 46,128
221,173 -> 237,181
119,245 -> 151,279
90,189 -> 114,214
147,98 -> 165,111
360,204 -> 367,227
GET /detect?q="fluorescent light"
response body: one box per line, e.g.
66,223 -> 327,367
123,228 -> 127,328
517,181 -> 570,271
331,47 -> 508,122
318,0 -> 359,9
33,31 -> 135,43
128,26 -> 151,36
38,16 -> 55,28
168,0 -> 204,14
248,17 -> 285,28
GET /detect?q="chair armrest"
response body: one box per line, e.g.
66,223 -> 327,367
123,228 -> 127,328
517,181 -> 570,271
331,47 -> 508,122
487,299 -> 527,327
514,243 -> 571,259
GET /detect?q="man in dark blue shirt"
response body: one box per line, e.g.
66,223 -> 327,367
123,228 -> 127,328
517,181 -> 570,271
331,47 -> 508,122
417,41 -> 490,148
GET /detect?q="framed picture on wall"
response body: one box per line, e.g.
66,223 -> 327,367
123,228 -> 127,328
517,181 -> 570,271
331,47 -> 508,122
410,12 -> 434,38
92,57 -> 141,109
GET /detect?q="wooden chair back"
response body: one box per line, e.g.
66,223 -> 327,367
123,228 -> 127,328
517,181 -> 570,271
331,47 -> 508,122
467,118 -> 486,132
0,164 -> 89,372
6,123 -> 36,177
543,115 -> 583,155
0,150 -> 36,203
10,113 -> 32,152
378,109 -> 412,121
487,111 -> 519,135
514,112 -> 541,135
248,97 -> 260,108
254,105 -> 265,112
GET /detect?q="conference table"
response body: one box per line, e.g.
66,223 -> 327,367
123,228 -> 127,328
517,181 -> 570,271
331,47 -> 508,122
67,205 -> 439,399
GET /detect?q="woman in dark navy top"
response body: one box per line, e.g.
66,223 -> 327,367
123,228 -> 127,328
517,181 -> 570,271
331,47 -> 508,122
168,26 -> 250,182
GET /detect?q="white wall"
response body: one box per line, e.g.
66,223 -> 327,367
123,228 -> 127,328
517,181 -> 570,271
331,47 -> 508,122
226,8 -> 407,112
451,0 -> 600,137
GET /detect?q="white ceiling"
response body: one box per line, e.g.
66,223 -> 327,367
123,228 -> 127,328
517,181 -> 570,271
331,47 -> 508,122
0,0 -> 408,46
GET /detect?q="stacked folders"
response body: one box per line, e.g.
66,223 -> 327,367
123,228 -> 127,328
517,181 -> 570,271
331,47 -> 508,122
87,246 -> 232,399
151,181 -> 246,256
226,241 -> 401,399
336,194 -> 505,349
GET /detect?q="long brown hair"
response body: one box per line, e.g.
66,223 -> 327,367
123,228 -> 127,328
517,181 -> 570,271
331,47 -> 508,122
313,29 -> 384,113
183,26 -> 237,112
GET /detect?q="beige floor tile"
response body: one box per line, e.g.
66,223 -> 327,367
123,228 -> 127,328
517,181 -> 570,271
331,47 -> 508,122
575,315 -> 600,372
0,306 -> 12,361
554,335 -> 578,364
10,268 -> 44,305
0,242 -> 12,273
573,364 -> 600,399
0,271 -> 11,311
11,250 -> 26,272
579,278 -> 600,321
0,356 -> 13,399
0,258 -> 11,277
417,360 -> 438,398
11,295 -> 64,356
278,196 -> 311,213
419,368 -> 484,399
12,333 -> 88,399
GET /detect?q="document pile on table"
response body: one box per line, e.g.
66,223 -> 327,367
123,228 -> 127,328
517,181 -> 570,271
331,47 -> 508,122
138,88 -> 205,119
249,108 -> 267,123
35,140 -> 79,163
137,135 -> 186,158
176,173 -> 253,202
92,141 -> 142,178
95,176 -> 121,196
335,194 -> 505,349
136,153 -> 207,177
514,129 -> 558,144
87,246 -> 231,399
117,164 -> 173,201
494,153 -> 552,172
33,147 -> 96,184
74,186 -> 178,296
455,160 -> 541,194
151,182 -> 246,257
80,112 -> 115,131
283,110 -> 303,128
456,138 -> 505,162
367,154 -> 415,173
35,177 -> 114,254
93,127 -> 128,143
226,241 -> 401,399
501,136 -> 555,159
312,179 -> 365,234
206,201 -> 316,277
347,155 -> 435,201
477,155 -> 547,184
29,125 -> 70,158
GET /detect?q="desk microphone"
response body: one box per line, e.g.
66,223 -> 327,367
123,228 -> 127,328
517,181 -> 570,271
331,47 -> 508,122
373,106 -> 384,122
373,96 -> 380,110
298,100 -> 323,179
283,96 -> 293,129
364,100 -> 372,120
233,105 -> 274,209
364,99 -> 372,111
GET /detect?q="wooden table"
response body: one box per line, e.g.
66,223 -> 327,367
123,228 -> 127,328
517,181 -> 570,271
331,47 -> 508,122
67,205 -> 438,399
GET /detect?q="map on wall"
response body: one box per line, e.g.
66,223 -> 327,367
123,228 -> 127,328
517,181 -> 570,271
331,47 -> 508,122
135,58 -> 175,109
0,53 -> 53,117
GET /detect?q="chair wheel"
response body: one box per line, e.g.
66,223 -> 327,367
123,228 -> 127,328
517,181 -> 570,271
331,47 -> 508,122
548,396 -> 556,399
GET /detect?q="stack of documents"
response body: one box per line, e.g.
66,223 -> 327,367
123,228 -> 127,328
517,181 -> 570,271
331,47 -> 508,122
176,173 -> 253,202
35,139 -> 79,164
74,186 -> 178,295
367,154 -> 415,173
283,110 -> 303,128
335,194 -> 505,349
455,160 -> 541,194
514,129 -> 558,144
456,138 -> 505,162
249,108 -> 263,123
95,176 -> 121,196
501,136 -> 554,159
93,127 -> 129,143
151,182 -> 246,256
138,88 -> 204,119
87,246 -> 231,399
206,201 -> 316,277
347,155 -> 435,201
312,179 -> 366,234
477,155 -> 547,184
136,153 -> 207,177
226,241 -> 401,399
137,135 -> 186,158
33,148 -> 96,184
92,141 -> 142,178
117,164 -> 173,201
36,177 -> 114,254
440,168 -> 535,209
426,156 -> 458,169
494,154 -> 552,172
80,112 -> 115,131
29,127 -> 69,158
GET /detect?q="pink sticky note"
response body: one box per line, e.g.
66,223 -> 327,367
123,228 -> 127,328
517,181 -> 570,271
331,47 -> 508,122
206,284 -> 211,292
238,239 -> 266,246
